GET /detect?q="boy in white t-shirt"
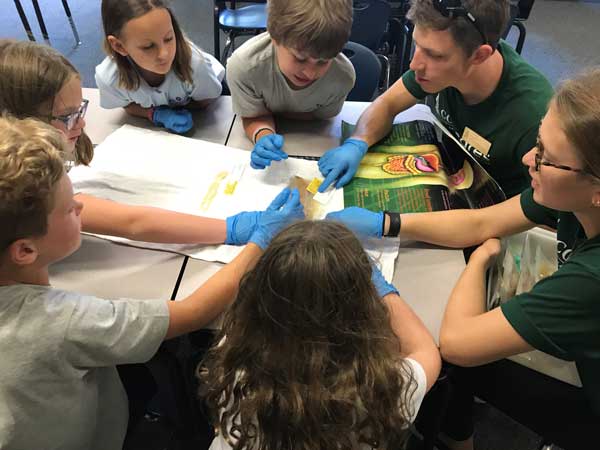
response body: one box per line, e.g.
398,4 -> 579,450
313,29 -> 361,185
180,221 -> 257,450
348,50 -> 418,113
0,116 -> 304,449
226,0 -> 356,170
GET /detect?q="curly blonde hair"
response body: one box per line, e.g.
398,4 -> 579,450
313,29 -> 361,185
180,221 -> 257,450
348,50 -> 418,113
200,221 -> 417,450
0,115 -> 65,251
0,39 -> 93,165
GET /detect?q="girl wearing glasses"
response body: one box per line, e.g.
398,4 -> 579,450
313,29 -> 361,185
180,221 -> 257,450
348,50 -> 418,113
327,67 -> 600,448
95,0 -> 224,134
0,40 -> 262,248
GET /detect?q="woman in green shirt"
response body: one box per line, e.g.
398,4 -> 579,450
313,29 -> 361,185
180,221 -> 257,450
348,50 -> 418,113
327,67 -> 600,448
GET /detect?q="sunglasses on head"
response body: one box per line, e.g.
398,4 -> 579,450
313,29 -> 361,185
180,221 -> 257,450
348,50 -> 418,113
432,0 -> 488,46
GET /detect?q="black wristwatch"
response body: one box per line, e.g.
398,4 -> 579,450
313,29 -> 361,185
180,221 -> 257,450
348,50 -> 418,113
383,211 -> 401,237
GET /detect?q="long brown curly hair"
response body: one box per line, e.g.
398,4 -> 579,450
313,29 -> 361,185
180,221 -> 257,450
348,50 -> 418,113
200,221 -> 417,450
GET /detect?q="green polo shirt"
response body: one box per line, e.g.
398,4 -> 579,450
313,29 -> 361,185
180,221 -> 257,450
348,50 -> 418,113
402,41 -> 553,197
501,189 -> 600,415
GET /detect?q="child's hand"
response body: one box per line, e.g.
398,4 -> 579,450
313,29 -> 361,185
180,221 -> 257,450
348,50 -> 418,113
249,188 -> 304,249
251,134 -> 288,169
318,138 -> 368,191
152,107 -> 193,134
371,262 -> 399,298
326,207 -> 383,238
225,211 -> 261,245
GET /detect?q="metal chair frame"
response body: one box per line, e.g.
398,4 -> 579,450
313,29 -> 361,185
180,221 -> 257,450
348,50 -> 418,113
213,0 -> 267,63
13,0 -> 81,47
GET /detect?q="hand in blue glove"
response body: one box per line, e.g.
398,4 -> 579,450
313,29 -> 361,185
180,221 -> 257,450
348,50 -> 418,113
152,107 -> 193,134
318,138 -> 368,192
371,261 -> 399,298
225,211 -> 261,245
326,207 -> 383,238
249,187 -> 305,249
250,134 -> 288,170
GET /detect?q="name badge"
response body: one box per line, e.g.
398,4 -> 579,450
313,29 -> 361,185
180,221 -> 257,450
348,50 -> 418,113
462,127 -> 492,156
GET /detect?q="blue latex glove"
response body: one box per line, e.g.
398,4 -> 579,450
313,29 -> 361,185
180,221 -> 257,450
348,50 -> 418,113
249,187 -> 305,249
152,107 -> 193,134
326,207 -> 383,238
250,134 -> 288,170
318,138 -> 368,192
225,211 -> 261,245
371,262 -> 399,298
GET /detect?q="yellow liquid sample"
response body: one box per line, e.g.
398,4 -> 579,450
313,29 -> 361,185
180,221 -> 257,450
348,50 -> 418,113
200,171 -> 228,211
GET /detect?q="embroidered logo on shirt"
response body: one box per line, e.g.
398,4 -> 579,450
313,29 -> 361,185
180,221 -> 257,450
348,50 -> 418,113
557,240 -> 571,266
168,96 -> 191,107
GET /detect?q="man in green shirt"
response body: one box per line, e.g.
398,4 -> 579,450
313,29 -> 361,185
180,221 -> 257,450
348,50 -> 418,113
318,0 -> 553,198
326,67 -> 600,447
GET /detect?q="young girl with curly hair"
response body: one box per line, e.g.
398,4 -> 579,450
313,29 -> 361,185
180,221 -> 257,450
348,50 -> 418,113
201,220 -> 440,450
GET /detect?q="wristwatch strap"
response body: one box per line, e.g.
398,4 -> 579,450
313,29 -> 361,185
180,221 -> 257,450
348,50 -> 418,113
384,211 -> 401,237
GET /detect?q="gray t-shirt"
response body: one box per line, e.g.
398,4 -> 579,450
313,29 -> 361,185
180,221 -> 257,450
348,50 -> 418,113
226,32 -> 355,118
0,284 -> 169,450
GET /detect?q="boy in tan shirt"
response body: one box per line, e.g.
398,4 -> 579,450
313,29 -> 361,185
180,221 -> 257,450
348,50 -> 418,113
226,0 -> 356,169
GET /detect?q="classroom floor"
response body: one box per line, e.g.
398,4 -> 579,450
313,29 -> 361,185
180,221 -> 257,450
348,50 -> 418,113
3,1 -> 598,449
3,0 -> 600,88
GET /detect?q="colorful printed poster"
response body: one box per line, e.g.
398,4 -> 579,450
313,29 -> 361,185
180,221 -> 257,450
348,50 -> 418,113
342,120 -> 506,213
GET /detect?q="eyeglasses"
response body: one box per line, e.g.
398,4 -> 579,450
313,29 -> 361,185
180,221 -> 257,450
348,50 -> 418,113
432,0 -> 488,46
534,137 -> 599,178
50,98 -> 89,131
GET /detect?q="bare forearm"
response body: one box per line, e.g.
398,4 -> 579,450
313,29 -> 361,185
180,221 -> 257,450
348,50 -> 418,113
439,242 -> 532,367
124,103 -> 153,121
351,97 -> 396,146
385,293 -> 441,390
385,293 -> 437,357
398,195 -> 532,248
352,79 -> 417,146
242,114 -> 276,142
123,207 -> 227,244
78,194 -> 227,244
443,255 -> 488,327
400,210 -> 485,248
166,243 -> 262,338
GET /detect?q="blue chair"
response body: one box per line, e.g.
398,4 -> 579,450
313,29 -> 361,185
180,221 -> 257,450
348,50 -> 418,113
213,0 -> 267,63
343,41 -> 388,102
351,0 -> 392,52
